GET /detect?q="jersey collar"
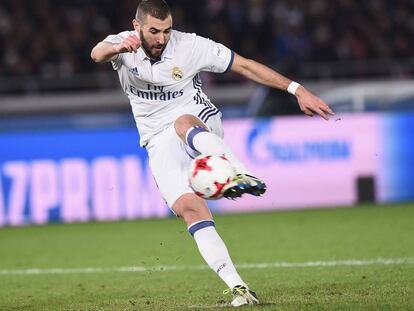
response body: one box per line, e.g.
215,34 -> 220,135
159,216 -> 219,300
138,39 -> 174,63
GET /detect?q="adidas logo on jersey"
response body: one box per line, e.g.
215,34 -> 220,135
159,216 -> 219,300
129,67 -> 139,76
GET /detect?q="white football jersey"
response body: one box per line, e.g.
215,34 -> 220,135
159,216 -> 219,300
104,30 -> 234,146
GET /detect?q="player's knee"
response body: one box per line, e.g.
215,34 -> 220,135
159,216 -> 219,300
174,115 -> 206,141
172,193 -> 212,225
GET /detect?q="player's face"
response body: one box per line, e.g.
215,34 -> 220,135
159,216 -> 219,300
134,15 -> 172,59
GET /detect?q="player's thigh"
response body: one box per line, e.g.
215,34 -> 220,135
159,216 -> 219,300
146,125 -> 194,208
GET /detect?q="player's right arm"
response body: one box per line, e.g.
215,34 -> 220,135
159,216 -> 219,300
230,53 -> 334,120
90,34 -> 141,63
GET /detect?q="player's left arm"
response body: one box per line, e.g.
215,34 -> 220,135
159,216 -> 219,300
230,53 -> 335,120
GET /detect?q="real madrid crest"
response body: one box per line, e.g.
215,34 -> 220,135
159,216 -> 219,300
172,67 -> 183,81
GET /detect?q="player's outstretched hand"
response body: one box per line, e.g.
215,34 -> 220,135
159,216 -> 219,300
114,35 -> 141,54
295,86 -> 335,120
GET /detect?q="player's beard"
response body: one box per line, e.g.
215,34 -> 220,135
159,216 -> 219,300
140,30 -> 166,60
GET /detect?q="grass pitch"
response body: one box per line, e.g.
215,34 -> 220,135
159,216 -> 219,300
0,203 -> 413,310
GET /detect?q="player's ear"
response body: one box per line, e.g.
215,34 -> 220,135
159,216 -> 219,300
132,19 -> 141,33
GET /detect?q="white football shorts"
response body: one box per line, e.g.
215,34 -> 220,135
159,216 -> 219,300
146,111 -> 224,209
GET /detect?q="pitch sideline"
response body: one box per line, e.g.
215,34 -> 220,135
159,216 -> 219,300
0,257 -> 413,276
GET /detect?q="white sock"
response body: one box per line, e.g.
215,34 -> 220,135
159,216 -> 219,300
186,127 -> 250,175
189,221 -> 246,288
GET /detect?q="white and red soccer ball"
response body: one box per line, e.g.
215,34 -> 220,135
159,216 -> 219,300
189,154 -> 236,199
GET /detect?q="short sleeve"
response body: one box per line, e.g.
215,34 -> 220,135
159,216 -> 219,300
193,36 -> 234,73
103,33 -> 127,71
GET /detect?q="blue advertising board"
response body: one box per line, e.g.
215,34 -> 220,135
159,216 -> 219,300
0,112 -> 413,226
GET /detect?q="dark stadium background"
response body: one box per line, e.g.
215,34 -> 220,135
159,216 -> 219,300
1,0 -> 412,90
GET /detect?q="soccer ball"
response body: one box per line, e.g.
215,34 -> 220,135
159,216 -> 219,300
189,154 -> 236,200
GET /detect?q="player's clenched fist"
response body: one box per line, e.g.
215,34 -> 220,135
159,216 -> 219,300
114,35 -> 141,53
91,34 -> 141,62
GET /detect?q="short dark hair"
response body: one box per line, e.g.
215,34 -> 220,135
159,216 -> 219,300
136,0 -> 171,22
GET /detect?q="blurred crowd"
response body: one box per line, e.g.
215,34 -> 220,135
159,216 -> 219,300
0,0 -> 413,81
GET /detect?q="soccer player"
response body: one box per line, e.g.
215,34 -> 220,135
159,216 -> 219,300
91,0 -> 334,307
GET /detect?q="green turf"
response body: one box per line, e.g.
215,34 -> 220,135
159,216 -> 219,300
0,203 -> 413,310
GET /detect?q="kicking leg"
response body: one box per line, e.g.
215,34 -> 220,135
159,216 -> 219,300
175,114 -> 249,174
174,114 -> 266,199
